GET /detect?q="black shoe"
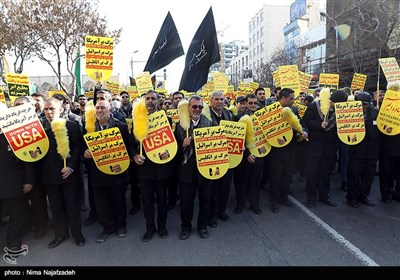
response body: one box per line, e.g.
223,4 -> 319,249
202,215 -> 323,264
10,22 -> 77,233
179,230 -> 190,240
218,213 -> 230,222
142,228 -> 156,242
158,228 -> 168,239
251,207 -> 263,215
198,229 -> 209,239
347,200 -> 358,208
84,216 -> 97,226
34,229 -> 47,240
130,207 -> 140,215
167,204 -> 176,211
48,236 -> 69,249
116,228 -> 127,238
271,204 -> 279,213
341,182 -> 348,192
306,200 -> 316,208
319,198 -> 338,207
96,232 -> 114,243
76,237 -> 85,246
234,206 -> 243,214
80,201 -> 88,212
209,218 -> 218,228
279,199 -> 295,208
360,198 -> 375,207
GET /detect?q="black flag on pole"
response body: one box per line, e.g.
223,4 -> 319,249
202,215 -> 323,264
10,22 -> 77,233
179,7 -> 220,92
143,12 -> 184,75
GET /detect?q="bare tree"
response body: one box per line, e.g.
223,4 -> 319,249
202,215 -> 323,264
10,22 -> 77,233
1,0 -> 40,74
327,0 -> 400,86
256,46 -> 302,87
28,0 -> 121,100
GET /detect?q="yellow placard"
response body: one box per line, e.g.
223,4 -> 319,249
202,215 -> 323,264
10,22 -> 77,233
377,89 -> 400,135
166,109 -> 179,123
212,72 -> 228,94
255,103 -> 293,148
379,57 -> 400,83
84,127 -> 130,175
294,103 -> 307,119
0,103 -> 49,162
263,87 -> 271,98
273,70 -> 281,87
48,90 -> 66,97
319,73 -> 339,89
6,73 -> 29,104
0,87 -> 5,103
250,82 -> 260,92
85,91 -> 94,99
279,65 -> 300,98
298,71 -> 312,93
85,35 -> 114,81
350,73 -> 367,91
193,126 -> 229,180
127,86 -> 139,101
135,72 -> 154,96
335,101 -> 366,144
105,80 -> 120,93
142,110 -> 177,164
220,120 -> 246,168
249,115 -> 271,157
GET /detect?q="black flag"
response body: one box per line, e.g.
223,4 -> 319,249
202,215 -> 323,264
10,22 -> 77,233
143,12 -> 184,75
179,7 -> 220,92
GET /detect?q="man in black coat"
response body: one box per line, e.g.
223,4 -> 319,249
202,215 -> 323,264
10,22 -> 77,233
0,104 -> 34,251
133,90 -> 173,242
83,100 -> 134,243
347,92 -> 380,208
40,98 -> 85,248
268,88 -> 308,213
175,95 -> 215,240
302,90 -> 347,208
209,91 -> 233,227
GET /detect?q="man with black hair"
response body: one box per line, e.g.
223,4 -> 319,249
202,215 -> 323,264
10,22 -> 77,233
347,92 -> 380,208
302,90 -> 347,208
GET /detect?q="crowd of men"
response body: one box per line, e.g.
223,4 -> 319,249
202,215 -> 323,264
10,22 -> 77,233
0,85 -> 399,254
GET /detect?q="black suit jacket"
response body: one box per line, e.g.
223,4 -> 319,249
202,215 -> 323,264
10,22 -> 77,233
302,101 -> 339,157
39,120 -> 81,185
0,134 -> 35,199
82,118 -> 133,188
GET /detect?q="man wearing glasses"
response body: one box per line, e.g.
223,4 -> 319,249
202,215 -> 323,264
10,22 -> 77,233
174,95 -> 215,240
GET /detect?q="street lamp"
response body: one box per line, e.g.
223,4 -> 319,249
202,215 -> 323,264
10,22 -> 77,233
130,50 -> 139,78
320,12 -> 339,73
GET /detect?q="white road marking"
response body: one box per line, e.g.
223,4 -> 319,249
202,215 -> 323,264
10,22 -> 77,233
289,196 -> 379,266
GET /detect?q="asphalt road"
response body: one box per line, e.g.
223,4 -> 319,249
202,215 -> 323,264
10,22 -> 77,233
1,169 -> 399,273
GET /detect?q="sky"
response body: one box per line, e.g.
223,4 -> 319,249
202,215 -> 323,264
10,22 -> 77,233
22,0 -> 295,93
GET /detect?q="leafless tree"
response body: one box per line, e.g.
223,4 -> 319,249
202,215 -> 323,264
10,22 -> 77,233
0,0 -> 121,101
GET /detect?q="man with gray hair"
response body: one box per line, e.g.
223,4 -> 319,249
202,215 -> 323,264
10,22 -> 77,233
208,91 -> 233,228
